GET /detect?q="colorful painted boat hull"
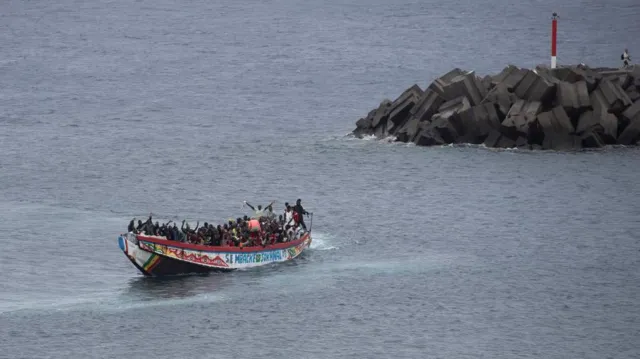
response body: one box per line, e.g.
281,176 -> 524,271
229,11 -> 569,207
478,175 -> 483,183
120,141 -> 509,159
118,232 -> 312,276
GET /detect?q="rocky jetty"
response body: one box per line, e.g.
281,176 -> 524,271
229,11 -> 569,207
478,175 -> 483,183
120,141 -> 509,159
352,64 -> 640,150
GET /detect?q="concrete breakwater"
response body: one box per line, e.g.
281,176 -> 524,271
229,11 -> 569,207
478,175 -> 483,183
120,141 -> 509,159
352,64 -> 640,150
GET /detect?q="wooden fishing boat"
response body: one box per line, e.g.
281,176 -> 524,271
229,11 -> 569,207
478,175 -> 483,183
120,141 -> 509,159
118,231 -> 312,276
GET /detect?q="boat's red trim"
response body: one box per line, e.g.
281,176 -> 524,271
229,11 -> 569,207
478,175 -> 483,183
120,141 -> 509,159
136,233 -> 310,253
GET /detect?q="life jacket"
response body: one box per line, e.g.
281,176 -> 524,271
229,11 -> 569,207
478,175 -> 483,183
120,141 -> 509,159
293,211 -> 300,224
248,219 -> 261,232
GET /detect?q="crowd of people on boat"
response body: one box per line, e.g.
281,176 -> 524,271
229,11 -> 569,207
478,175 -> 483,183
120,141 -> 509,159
126,199 -> 312,248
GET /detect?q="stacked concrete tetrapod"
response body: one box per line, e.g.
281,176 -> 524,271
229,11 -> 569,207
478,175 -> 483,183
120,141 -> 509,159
352,63 -> 640,150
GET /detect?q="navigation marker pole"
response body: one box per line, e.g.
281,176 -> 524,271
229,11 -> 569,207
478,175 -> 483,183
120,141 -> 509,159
551,12 -> 558,69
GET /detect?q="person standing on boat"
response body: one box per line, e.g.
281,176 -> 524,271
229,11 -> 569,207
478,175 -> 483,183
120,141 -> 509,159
137,213 -> 153,235
135,214 -> 152,234
293,199 -> 310,231
284,204 -> 295,228
243,200 -> 275,219
264,204 -> 276,220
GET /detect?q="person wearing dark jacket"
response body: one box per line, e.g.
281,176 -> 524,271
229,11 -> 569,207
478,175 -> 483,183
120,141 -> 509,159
136,214 -> 153,235
293,199 -> 311,231
128,218 -> 136,233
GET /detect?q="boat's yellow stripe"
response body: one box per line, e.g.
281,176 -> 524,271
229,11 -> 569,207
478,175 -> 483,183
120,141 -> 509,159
143,254 -> 161,272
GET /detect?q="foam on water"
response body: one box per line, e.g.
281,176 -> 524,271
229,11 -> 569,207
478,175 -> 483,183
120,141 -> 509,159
318,251 -> 481,275
2,291 -> 230,315
357,134 -> 378,141
250,250 -> 480,299
0,275 -> 234,315
101,292 -> 229,313
0,290 -> 120,315
309,232 -> 339,251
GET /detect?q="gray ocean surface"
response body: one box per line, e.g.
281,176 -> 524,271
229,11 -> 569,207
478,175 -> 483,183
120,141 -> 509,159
1,0 -> 640,358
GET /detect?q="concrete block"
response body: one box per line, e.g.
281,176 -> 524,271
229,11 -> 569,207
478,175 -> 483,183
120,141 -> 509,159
474,74 -> 490,101
431,115 -> 460,143
483,130 -> 502,147
428,68 -> 466,97
386,85 -> 423,134
481,130 -> 516,148
501,100 -> 543,139
438,71 -> 487,105
534,66 -> 562,85
551,66 -> 600,92
592,66 -> 621,73
370,99 -> 392,128
394,116 -> 420,143
631,66 -> 640,89
481,83 -> 517,117
437,96 -> 472,113
590,79 -> 633,116
355,109 -> 376,129
575,110 -> 617,144
581,131 -> 605,148
496,136 -> 516,148
481,75 -> 493,92
599,69 -> 634,90
618,74 -> 633,90
515,136 -> 528,148
430,96 -> 472,143
541,132 -> 582,150
396,89 -> 443,141
617,122 -> 640,145
353,106 -> 380,138
413,125 -> 446,146
627,87 -> 640,102
355,117 -> 372,130
618,100 -> 640,145
556,80 -> 591,117
514,70 -> 557,104
457,102 -> 502,143
536,106 -> 574,134
409,89 -> 445,123
491,65 -> 528,90
373,120 -> 388,138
